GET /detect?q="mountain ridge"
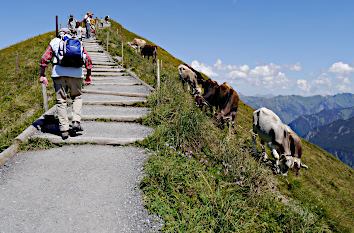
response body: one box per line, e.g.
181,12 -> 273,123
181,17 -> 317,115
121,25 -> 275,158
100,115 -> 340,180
241,93 -> 354,123
305,116 -> 354,168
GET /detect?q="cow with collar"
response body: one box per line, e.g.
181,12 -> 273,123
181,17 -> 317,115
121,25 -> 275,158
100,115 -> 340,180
252,107 -> 308,175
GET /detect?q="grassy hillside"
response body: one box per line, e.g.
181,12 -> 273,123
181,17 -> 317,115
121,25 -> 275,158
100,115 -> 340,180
0,32 -> 56,152
96,20 -> 353,232
241,93 -> 354,123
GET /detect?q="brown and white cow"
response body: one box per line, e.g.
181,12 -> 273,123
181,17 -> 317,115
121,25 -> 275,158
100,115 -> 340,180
127,38 -> 146,53
141,45 -> 157,63
196,78 -> 239,134
178,64 -> 202,96
252,107 -> 308,175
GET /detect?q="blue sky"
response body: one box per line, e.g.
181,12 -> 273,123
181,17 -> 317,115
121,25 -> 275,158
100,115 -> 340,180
1,0 -> 353,96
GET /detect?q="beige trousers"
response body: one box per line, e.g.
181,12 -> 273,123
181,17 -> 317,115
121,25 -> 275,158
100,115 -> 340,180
53,77 -> 83,131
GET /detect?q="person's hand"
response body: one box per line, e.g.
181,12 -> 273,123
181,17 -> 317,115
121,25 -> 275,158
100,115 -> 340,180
40,76 -> 48,86
85,76 -> 92,85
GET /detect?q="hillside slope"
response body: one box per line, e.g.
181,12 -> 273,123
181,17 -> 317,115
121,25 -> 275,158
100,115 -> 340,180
241,93 -> 354,123
0,32 -> 56,152
305,117 -> 354,168
94,20 -> 353,232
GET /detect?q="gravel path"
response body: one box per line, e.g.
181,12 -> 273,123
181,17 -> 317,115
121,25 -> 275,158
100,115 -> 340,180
0,145 -> 162,233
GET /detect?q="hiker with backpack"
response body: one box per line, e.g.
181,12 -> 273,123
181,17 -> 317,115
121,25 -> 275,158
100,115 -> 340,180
39,28 -> 92,140
83,12 -> 91,39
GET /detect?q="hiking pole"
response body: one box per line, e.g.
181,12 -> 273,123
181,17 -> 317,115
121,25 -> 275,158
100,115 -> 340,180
41,83 -> 48,112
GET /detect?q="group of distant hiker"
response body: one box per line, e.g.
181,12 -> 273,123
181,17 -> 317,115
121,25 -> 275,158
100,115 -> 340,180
39,13 -> 97,140
67,12 -> 97,40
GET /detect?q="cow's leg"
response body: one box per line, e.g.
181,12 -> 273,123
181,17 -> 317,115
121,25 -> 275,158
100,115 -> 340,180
261,140 -> 267,161
268,142 -> 280,173
252,132 -> 258,155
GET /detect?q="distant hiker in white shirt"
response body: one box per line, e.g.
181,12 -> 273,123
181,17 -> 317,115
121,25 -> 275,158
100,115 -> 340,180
83,12 -> 91,39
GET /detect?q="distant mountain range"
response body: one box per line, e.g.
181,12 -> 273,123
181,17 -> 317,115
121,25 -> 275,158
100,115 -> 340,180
305,117 -> 354,168
240,93 -> 354,124
289,106 -> 354,137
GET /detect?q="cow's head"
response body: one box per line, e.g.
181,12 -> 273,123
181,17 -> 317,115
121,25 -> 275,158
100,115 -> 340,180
178,64 -> 188,77
195,95 -> 206,107
281,156 -> 308,176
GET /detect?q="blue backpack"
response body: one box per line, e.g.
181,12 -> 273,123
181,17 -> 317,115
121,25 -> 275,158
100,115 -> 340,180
56,36 -> 84,67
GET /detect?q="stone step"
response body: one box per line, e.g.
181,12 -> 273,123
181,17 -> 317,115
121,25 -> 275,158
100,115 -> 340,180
82,93 -> 146,105
91,62 -> 117,66
91,76 -> 138,83
90,57 -> 111,61
86,49 -> 104,52
84,46 -> 103,49
92,65 -> 120,69
82,90 -> 149,98
84,84 -> 151,95
91,72 -> 130,76
89,54 -> 110,57
91,82 -> 142,86
86,68 -> 123,72
68,105 -> 150,122
32,121 -> 153,145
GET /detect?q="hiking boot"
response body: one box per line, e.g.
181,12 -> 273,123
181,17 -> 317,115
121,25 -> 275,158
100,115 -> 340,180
61,131 -> 69,140
72,121 -> 83,132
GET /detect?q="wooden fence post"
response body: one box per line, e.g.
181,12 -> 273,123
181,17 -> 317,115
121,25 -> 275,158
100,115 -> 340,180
106,32 -> 109,51
121,34 -> 124,66
157,59 -> 160,90
15,52 -> 18,76
161,59 -> 162,70
56,15 -> 58,37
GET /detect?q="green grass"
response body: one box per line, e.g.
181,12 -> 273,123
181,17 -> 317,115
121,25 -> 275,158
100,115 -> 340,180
96,20 -> 353,232
0,32 -> 56,152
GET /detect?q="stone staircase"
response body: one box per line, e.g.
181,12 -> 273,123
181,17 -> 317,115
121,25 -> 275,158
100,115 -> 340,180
32,38 -> 154,145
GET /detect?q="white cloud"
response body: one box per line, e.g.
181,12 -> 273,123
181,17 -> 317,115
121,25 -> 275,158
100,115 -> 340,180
285,62 -> 302,71
249,63 -> 281,77
328,62 -> 354,75
214,59 -> 250,72
225,63 -> 290,90
227,70 -> 247,79
337,84 -> 352,92
297,79 -> 311,92
343,77 -> 351,84
191,60 -> 218,77
313,76 -> 331,85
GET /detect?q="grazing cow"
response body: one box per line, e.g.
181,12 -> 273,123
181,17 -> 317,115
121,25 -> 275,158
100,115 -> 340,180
252,107 -> 308,175
178,64 -> 202,95
127,38 -> 146,53
196,78 -> 239,134
141,45 -> 157,63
